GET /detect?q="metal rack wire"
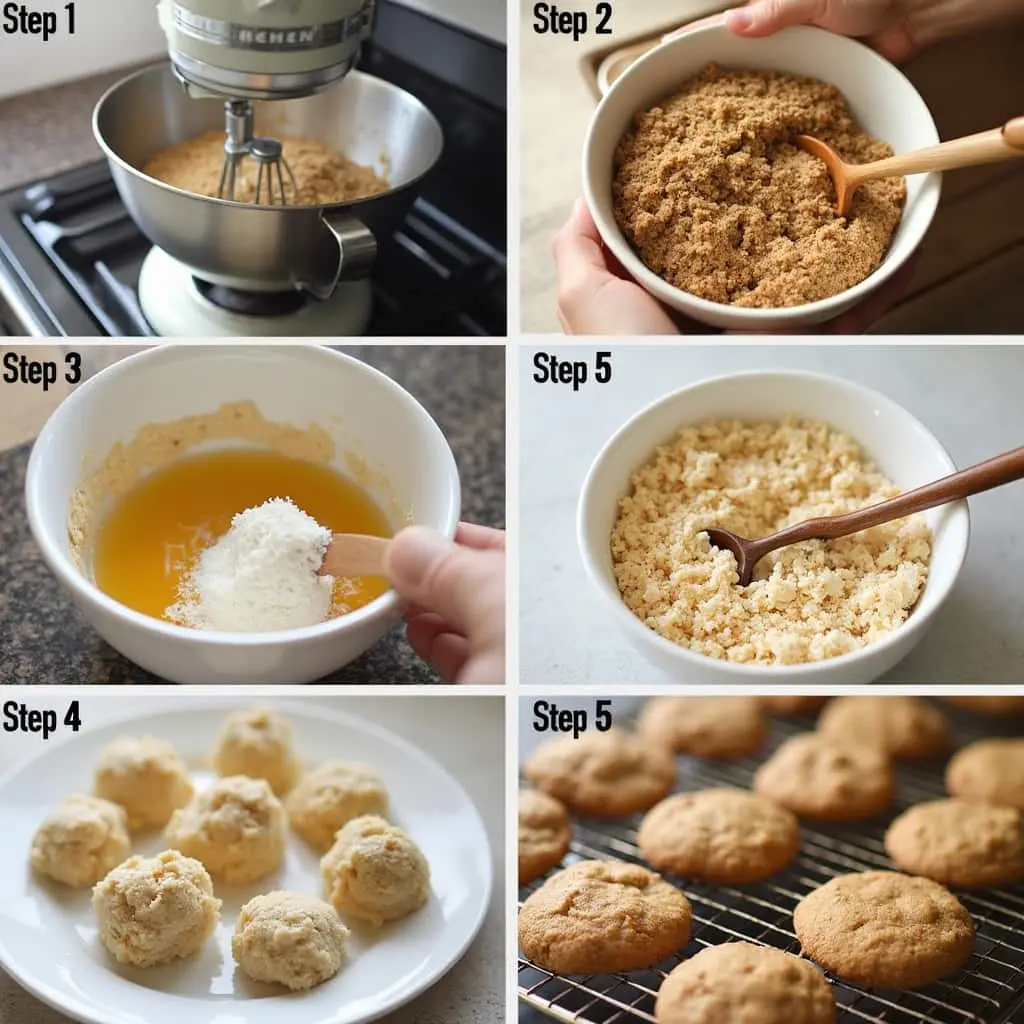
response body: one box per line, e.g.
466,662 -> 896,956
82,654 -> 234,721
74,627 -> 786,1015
518,709 -> 1024,1024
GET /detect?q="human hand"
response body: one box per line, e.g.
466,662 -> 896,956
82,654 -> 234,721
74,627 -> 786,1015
385,522 -> 505,685
717,0 -> 1023,62
553,198 -> 917,335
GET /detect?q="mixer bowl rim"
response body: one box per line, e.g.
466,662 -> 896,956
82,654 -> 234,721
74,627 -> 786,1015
91,61 -> 446,214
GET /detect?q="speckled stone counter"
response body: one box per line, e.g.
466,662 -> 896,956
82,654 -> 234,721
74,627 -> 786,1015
0,344 -> 505,684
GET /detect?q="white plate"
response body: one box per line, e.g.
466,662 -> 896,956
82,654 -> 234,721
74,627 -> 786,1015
0,699 -> 493,1024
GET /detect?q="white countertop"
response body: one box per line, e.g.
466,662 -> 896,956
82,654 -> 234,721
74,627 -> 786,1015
519,344 -> 1024,684
0,693 -> 505,1024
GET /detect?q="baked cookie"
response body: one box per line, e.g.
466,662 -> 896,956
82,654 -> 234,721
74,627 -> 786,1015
758,696 -> 829,716
519,790 -> 572,884
946,739 -> 1024,809
518,860 -> 692,974
655,942 -> 835,1024
885,799 -> 1024,888
638,788 -> 799,883
794,871 -> 974,989
940,696 -> 1024,717
753,734 -> 894,821
524,728 -> 675,817
637,697 -> 766,758
817,696 -> 949,760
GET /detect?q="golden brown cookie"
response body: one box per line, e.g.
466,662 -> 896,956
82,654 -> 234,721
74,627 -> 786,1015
758,696 -> 829,716
794,871 -> 974,989
817,696 -> 949,760
638,788 -> 799,883
524,728 -> 675,817
519,790 -> 572,885
637,697 -> 766,758
940,696 -> 1024,717
753,734 -> 894,821
884,799 -> 1024,888
654,942 -> 835,1024
517,860 -> 692,974
946,739 -> 1024,809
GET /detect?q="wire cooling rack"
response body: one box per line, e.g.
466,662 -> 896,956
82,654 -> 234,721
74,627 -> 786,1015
518,708 -> 1024,1024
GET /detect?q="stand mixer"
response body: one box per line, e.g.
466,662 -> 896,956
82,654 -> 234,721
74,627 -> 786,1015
93,0 -> 444,336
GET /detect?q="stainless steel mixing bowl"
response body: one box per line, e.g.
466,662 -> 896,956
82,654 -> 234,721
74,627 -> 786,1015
93,63 -> 444,298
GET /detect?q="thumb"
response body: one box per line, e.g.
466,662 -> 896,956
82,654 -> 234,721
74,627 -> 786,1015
726,0 -> 825,36
385,526 -> 505,642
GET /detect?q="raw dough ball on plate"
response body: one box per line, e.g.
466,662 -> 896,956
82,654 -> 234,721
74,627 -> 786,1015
92,849 -> 221,968
30,795 -> 131,887
212,707 -> 300,795
93,736 -> 194,831
286,760 -> 389,850
232,890 -> 349,991
164,775 -> 285,884
321,815 -> 430,926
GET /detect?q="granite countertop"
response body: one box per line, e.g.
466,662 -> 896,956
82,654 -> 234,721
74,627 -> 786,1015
0,344 -> 505,684
0,693 -> 506,1024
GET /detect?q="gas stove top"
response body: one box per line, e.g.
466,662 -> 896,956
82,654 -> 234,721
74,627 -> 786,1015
0,4 -> 506,337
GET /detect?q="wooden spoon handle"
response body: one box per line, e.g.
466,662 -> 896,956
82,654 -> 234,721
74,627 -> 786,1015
850,120 -> 1024,185
752,446 -> 1024,553
319,533 -> 389,577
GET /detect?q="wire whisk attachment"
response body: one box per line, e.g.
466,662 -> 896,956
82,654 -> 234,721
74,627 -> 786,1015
215,99 -> 298,205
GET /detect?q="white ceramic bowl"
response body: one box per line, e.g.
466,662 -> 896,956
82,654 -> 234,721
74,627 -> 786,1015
583,24 -> 942,330
578,371 -> 969,685
25,345 -> 461,684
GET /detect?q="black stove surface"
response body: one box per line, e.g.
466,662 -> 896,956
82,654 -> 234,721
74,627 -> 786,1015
0,19 -> 507,337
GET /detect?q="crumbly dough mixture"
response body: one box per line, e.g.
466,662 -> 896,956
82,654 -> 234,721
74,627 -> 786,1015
30,795 -> 131,887
233,891 -> 349,991
212,707 -> 300,796
611,416 -> 931,665
68,401 -> 335,571
286,760 -> 389,851
143,130 -> 389,206
613,65 -> 905,308
92,850 -> 221,968
93,736 -> 195,831
164,775 -> 286,884
321,815 -> 430,926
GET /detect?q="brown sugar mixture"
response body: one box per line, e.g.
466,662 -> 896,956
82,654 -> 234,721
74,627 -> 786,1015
143,130 -> 389,206
612,65 -> 906,308
611,417 -> 931,666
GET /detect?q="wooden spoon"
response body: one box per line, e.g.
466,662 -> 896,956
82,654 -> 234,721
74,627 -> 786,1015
317,534 -> 389,577
795,116 -> 1024,217
706,445 -> 1024,587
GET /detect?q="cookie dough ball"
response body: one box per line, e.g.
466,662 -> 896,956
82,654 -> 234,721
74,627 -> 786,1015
286,761 -> 389,851
164,776 -> 285,884
524,727 -> 675,817
92,849 -> 221,968
232,891 -> 349,991
30,795 -> 130,887
94,736 -> 194,831
655,943 -> 836,1024
818,696 -> 949,760
321,815 -> 430,926
212,707 -> 299,796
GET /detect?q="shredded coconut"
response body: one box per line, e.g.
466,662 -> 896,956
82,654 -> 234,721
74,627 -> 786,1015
167,498 -> 333,632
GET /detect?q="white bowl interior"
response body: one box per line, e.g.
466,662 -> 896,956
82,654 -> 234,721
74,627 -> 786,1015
30,345 -> 459,607
584,25 -> 941,324
581,371 -> 969,655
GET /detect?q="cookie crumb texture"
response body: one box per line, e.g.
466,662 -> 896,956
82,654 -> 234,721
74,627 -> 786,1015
30,796 -> 130,888
654,942 -> 836,1024
92,850 -> 221,968
232,891 -> 349,991
518,860 -> 692,975
611,417 -> 931,665
320,815 -> 430,926
613,65 -> 905,308
794,871 -> 975,989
